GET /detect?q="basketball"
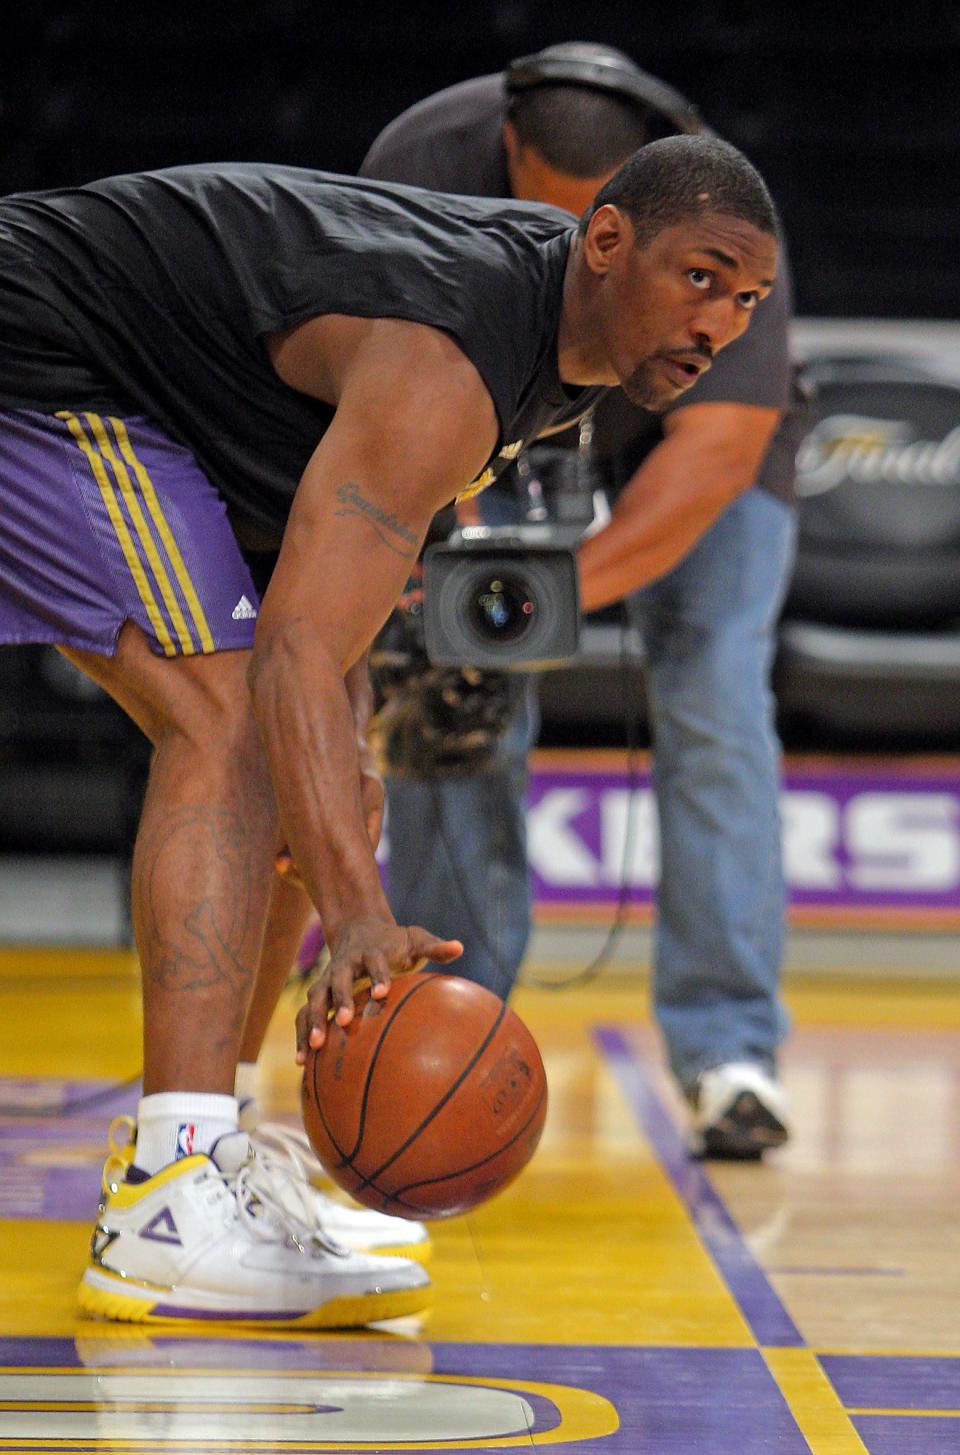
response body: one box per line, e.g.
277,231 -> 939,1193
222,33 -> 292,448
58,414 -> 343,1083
301,970 -> 548,1220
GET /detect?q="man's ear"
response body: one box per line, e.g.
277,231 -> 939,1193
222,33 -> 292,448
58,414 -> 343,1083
582,203 -> 629,277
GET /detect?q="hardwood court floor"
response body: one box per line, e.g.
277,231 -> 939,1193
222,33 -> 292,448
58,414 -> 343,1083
0,937 -> 959,1452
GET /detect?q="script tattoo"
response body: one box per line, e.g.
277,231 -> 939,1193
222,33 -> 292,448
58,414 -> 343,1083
335,482 -> 419,556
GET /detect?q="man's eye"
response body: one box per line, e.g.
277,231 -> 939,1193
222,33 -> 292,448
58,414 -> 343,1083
688,269 -> 711,289
737,292 -> 759,310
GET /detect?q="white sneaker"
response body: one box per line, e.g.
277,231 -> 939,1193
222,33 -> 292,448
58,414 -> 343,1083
78,1131 -> 431,1326
108,1109 -> 433,1263
687,1062 -> 790,1160
247,1119 -> 433,1265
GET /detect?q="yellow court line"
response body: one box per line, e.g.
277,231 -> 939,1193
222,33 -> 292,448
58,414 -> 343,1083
0,946 -> 138,980
57,411 -> 175,655
848,1407 -> 960,1417
85,413 -> 196,654
111,416 -> 215,652
782,977 -> 960,1030
764,1348 -> 870,1454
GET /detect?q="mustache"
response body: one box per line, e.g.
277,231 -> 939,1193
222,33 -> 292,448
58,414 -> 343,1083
622,343 -> 715,407
661,346 -> 714,371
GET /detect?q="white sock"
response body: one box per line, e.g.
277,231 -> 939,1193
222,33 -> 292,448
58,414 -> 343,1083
234,1062 -> 260,1133
134,1092 -> 239,1176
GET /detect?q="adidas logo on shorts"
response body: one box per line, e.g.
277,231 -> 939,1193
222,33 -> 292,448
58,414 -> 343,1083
231,595 -> 257,621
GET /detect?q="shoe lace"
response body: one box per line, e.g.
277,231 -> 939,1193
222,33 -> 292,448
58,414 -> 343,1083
224,1139 -> 348,1257
250,1119 -> 327,1180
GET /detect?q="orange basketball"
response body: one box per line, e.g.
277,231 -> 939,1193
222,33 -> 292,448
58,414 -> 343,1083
301,970 -> 548,1219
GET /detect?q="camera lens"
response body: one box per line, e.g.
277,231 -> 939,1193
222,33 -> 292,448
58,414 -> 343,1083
424,543 -> 579,668
466,571 -> 536,645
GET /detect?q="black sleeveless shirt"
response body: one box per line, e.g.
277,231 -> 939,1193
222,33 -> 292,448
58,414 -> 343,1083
0,162 -> 603,545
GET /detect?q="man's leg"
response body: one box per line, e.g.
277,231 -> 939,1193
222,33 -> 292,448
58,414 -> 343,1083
633,489 -> 797,1152
237,872 -> 315,1071
98,638 -> 435,1264
63,624 -> 278,1097
384,680 -> 538,1001
63,625 -> 430,1322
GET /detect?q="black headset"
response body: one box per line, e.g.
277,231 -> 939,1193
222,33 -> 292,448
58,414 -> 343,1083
505,41 -> 707,138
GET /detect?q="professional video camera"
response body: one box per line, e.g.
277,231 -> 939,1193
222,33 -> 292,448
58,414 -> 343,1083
423,440 -> 598,670
369,435 -> 601,778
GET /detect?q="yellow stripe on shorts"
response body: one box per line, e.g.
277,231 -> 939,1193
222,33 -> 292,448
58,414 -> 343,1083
57,410 -> 178,656
85,413 -> 201,655
110,416 -> 215,653
58,411 -> 215,656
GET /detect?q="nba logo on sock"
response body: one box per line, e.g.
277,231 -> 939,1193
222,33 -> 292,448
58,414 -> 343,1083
175,1123 -> 196,1159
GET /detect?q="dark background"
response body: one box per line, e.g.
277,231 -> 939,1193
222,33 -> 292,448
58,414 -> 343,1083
2,0 -> 958,319
0,2 -> 958,854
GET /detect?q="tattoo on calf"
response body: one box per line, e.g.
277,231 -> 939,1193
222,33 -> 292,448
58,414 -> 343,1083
335,482 -> 419,555
137,807 -> 256,995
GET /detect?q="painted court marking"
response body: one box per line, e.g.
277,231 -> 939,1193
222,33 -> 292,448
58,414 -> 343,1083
1,1046 -> 959,1452
596,1025 -> 960,1455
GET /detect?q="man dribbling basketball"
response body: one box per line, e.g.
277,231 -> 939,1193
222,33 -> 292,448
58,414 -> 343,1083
0,136 -> 778,1323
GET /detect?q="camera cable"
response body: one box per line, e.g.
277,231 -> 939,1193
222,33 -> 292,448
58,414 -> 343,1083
522,597 -> 646,990
427,598 -> 647,993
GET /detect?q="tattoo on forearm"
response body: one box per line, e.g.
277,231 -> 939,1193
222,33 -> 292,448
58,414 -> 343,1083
335,482 -> 419,556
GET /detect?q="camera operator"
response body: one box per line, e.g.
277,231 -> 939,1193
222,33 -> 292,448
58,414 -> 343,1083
359,41 -> 804,1159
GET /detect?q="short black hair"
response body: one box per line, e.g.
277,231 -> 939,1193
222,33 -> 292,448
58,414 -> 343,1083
580,133 -> 779,245
511,85 -> 647,177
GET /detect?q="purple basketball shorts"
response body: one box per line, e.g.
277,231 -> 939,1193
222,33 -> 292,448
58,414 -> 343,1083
0,407 -> 261,656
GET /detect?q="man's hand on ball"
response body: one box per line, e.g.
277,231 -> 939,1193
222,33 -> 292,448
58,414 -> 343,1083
295,921 -> 463,1059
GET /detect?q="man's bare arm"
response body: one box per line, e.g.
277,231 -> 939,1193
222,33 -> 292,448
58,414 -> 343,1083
577,401 -> 782,612
249,318 -> 499,1046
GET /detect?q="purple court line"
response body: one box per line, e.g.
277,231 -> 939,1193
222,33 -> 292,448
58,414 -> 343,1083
822,1353 -> 960,1411
594,1026 -> 804,1349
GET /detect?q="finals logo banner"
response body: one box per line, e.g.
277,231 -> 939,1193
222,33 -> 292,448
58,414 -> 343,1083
526,750 -> 960,929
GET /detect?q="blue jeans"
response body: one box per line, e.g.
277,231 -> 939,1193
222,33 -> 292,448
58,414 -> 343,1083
634,487 -> 796,1091
384,487 -> 796,1087
384,684 -> 538,1003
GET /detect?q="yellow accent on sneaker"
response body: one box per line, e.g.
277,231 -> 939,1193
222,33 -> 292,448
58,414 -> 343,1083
78,1264 -> 432,1328
100,1113 -> 138,1192
78,1272 -> 159,1323
80,1137 -> 432,1329
108,1113 -> 137,1160
105,1111 -> 432,1263
101,1152 -> 210,1206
